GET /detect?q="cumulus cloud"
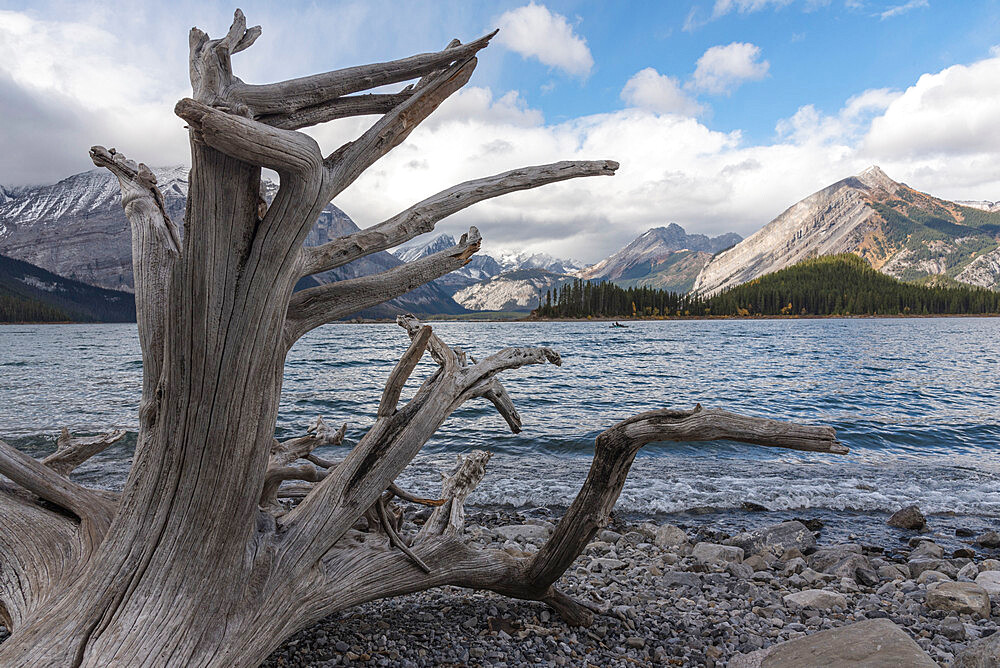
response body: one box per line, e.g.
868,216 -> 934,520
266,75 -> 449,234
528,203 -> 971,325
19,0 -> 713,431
494,3 -> 593,77
3,6 -> 1000,264
620,68 -> 703,116
880,0 -> 929,20
691,42 -> 770,94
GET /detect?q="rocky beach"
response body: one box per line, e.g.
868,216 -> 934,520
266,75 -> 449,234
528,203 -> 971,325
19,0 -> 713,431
262,506 -> 1000,667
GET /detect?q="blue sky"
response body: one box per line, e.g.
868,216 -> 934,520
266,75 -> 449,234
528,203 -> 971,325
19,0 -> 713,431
1,0 -> 1000,261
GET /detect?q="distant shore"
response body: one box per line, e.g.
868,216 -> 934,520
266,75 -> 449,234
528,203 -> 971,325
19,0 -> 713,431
4,312 -> 998,326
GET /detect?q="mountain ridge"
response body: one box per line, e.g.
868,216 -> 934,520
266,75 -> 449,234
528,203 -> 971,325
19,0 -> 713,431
693,166 -> 1000,296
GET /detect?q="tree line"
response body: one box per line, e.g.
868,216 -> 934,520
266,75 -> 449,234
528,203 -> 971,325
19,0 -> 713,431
533,255 -> 1000,318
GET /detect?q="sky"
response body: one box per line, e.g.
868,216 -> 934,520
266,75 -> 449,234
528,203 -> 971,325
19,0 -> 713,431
1,0 -> 999,262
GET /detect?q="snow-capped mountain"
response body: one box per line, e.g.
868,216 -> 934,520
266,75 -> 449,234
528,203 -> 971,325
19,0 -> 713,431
494,250 -> 583,275
576,223 -> 742,293
693,166 -> 1000,296
0,168 -> 465,318
391,233 -> 502,293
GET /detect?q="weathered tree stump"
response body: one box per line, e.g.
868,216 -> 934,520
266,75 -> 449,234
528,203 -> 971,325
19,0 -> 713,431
0,10 -> 846,666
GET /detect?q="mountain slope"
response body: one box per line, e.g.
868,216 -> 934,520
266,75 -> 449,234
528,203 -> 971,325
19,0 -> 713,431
452,268 -> 570,312
0,253 -> 135,322
705,254 -> 1000,316
693,166 -> 1000,296
577,224 -> 741,291
0,168 -> 465,318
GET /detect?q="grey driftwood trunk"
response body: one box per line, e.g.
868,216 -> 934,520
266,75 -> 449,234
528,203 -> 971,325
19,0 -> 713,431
0,11 -> 847,666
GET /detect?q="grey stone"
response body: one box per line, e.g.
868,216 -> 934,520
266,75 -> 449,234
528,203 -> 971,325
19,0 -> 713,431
660,571 -> 702,588
976,570 -> 1000,596
692,542 -> 744,564
926,581 -> 991,618
496,524 -> 553,543
954,631 -> 1000,667
977,531 -> 1000,548
756,619 -> 937,667
910,540 -> 944,560
725,521 -> 816,557
916,570 -> 952,585
887,505 -> 927,530
782,589 -> 848,610
654,523 -> 688,549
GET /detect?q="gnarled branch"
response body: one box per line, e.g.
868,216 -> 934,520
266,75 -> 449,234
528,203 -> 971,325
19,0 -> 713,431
300,160 -> 619,277
42,427 -> 126,476
284,227 -> 482,344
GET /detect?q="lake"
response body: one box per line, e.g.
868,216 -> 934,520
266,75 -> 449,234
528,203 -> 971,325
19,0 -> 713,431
2,318 -> 999,544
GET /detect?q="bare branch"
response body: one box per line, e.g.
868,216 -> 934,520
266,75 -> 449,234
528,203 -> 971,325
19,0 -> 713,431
255,93 -> 410,130
300,160 -> 619,277
42,427 -> 126,476
284,227 -> 482,344
378,325 -> 432,417
323,53 -> 483,199
0,438 -> 114,534
175,98 -> 323,177
90,146 -> 179,404
277,321 -> 560,572
234,31 -> 497,119
524,405 -> 845,592
377,496 -> 431,573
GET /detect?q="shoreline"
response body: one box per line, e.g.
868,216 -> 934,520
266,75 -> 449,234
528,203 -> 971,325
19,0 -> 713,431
4,312 -> 1000,326
263,505 -> 1000,667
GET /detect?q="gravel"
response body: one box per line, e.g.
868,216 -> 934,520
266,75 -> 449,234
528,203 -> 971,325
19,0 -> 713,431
260,508 -> 1000,667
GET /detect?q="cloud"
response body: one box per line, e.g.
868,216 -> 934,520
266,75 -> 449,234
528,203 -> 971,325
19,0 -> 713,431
880,0 -> 929,20
712,0 -> 796,18
620,68 -> 704,116
494,3 -> 593,77
691,42 -> 770,94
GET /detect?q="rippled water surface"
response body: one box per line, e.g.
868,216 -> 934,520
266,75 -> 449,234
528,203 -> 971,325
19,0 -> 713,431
2,318 -> 999,522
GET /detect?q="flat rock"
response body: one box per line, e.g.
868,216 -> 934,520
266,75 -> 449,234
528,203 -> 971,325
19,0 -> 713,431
807,545 -> 872,580
926,581 -> 991,617
752,618 -> 937,668
725,521 -> 816,557
692,542 -> 744,564
887,505 -> 927,530
782,589 -> 848,610
660,571 -> 702,588
910,540 -> 944,560
654,523 -> 688,548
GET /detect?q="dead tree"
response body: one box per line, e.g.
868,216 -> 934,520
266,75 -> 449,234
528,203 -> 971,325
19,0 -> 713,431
0,11 -> 847,666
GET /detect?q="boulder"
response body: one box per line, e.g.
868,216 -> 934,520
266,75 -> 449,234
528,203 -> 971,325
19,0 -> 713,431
692,542 -> 743,564
725,521 -> 816,558
976,570 -> 1000,596
926,581 -> 991,617
983,559 -> 1000,572
887,505 -> 926,530
782,589 -> 848,610
742,619 -> 937,668
807,545 -> 873,581
916,570 -> 951,585
977,531 -> 1000,548
496,524 -> 552,543
660,571 -> 702,589
654,523 -> 688,549
907,558 -> 947,579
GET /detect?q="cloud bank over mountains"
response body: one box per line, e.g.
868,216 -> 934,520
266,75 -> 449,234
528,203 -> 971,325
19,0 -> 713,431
0,2 -> 998,263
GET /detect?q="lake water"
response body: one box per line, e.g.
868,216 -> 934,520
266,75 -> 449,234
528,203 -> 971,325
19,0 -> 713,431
2,318 -> 999,544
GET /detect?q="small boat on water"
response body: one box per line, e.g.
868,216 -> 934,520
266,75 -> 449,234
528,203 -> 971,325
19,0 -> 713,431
610,322 -> 628,328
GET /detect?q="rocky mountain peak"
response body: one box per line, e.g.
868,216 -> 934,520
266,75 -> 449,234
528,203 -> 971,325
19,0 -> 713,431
855,165 -> 898,194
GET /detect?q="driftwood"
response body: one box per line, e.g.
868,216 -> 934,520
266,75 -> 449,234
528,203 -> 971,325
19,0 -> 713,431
0,9 -> 846,667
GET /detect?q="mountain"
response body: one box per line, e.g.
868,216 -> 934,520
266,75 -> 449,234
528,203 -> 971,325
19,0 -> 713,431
494,250 -> 582,275
576,224 -> 742,293
0,168 -> 465,319
452,268 -> 570,312
693,166 -> 1000,296
391,233 -> 503,293
0,253 -> 135,322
